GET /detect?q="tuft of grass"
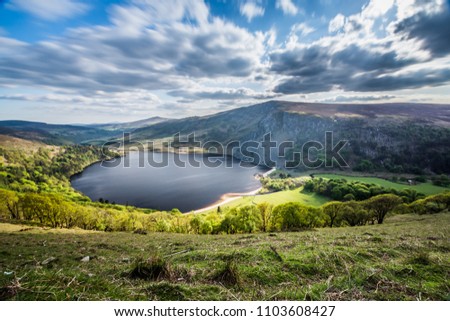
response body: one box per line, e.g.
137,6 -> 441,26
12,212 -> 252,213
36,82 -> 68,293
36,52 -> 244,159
269,246 -> 284,262
407,252 -> 432,265
0,278 -> 20,301
129,255 -> 173,281
214,256 -> 241,287
133,229 -> 148,235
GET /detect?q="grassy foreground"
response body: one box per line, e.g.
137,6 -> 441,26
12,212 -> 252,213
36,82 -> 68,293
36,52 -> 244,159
0,213 -> 449,301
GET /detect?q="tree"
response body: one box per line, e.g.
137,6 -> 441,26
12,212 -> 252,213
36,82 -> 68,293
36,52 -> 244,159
219,212 -> 238,234
365,194 -> 402,224
0,189 -> 20,219
234,205 -> 261,233
257,202 -> 273,232
331,186 -> 344,200
272,202 -> 318,231
340,201 -> 368,226
343,193 -> 356,202
190,216 -> 203,234
321,201 -> 344,227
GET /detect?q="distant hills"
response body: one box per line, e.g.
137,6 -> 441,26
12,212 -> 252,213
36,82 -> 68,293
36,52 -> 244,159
0,116 -> 170,145
1,101 -> 450,174
89,116 -> 170,131
0,120 -> 118,145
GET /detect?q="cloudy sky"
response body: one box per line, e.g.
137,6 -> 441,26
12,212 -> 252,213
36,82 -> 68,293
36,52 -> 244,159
0,0 -> 449,123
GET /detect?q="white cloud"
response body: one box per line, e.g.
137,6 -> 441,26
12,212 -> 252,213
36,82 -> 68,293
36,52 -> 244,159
111,0 -> 209,28
167,87 -> 278,100
269,0 -> 450,95
239,1 -> 265,22
292,23 -> 315,37
0,2 -> 266,92
361,0 -> 395,19
328,0 -> 395,35
319,94 -> 396,103
2,0 -> 450,121
394,0 -> 445,21
275,0 -> 299,15
0,0 -> 269,117
328,14 -> 346,33
7,0 -> 89,21
0,90 -> 162,110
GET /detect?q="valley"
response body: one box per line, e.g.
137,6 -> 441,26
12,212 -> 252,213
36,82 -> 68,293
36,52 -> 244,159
1,101 -> 449,302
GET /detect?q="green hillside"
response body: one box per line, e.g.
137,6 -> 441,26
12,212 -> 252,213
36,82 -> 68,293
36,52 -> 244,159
1,213 -> 448,300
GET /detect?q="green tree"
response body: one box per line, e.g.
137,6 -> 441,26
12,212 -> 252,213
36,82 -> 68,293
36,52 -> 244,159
257,202 -> 273,232
321,201 -> 344,227
235,205 -> 261,233
340,201 -> 368,226
0,189 -> 20,219
272,202 -> 317,231
365,194 -> 402,224
190,216 -> 203,234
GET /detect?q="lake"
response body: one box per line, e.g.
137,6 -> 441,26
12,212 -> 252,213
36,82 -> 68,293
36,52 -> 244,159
71,152 -> 268,212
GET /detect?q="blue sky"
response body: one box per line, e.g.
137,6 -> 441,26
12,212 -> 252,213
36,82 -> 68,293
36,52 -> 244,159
0,0 -> 449,123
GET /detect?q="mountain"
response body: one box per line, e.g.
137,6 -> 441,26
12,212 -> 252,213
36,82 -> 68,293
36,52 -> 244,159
89,116 -> 170,131
2,101 -> 450,174
129,101 -> 450,174
0,117 -> 170,145
0,120 -> 119,145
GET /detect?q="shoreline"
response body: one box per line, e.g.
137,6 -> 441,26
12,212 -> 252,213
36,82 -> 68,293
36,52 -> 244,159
186,167 -> 276,214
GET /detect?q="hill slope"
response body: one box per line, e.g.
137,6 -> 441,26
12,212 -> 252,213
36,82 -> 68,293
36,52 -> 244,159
1,213 -> 448,300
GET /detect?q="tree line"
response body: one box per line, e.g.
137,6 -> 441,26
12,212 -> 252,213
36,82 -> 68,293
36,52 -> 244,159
303,177 -> 425,202
1,188 -> 448,234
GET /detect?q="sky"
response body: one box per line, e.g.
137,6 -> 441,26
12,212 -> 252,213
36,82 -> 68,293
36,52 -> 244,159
0,0 -> 449,123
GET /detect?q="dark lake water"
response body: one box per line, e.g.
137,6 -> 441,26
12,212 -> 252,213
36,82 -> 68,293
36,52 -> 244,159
71,152 -> 268,212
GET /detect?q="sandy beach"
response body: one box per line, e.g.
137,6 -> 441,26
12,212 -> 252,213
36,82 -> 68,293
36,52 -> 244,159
186,167 -> 276,214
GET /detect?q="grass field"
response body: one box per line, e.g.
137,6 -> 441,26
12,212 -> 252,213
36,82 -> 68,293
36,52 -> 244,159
1,212 -> 448,300
314,174 -> 449,196
201,173 -> 448,215
219,188 -> 328,210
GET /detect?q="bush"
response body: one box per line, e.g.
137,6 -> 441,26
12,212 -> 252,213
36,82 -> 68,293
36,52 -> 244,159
272,202 -> 323,231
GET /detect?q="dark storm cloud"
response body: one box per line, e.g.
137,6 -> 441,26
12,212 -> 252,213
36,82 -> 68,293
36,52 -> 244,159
271,43 -> 420,94
270,1 -> 450,95
272,22 -> 450,93
350,68 -> 450,92
270,46 -> 328,77
394,4 -> 450,57
274,77 -> 334,94
331,45 -> 416,72
270,42 -> 416,82
275,65 -> 450,94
